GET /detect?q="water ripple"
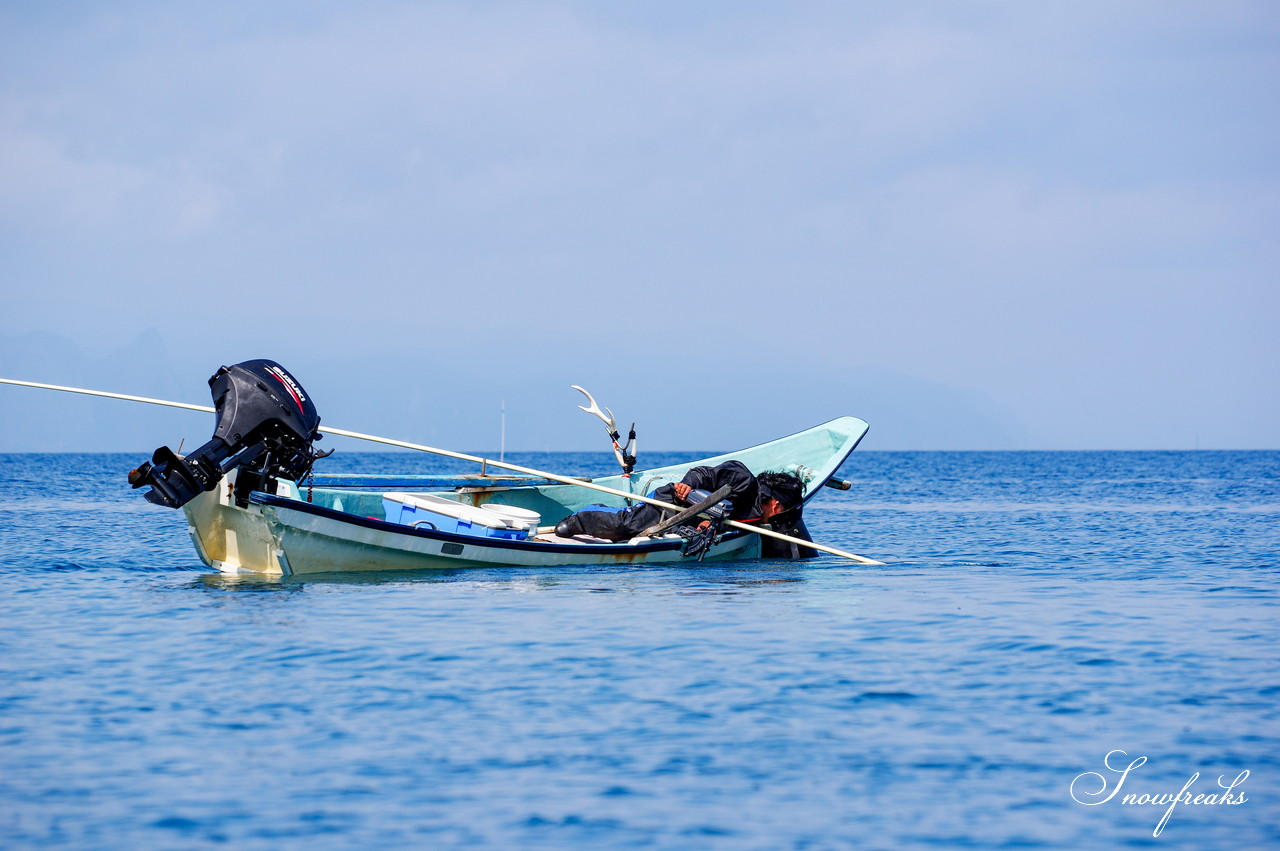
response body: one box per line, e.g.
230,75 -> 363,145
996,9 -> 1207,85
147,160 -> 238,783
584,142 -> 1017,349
1,450 -> 1277,849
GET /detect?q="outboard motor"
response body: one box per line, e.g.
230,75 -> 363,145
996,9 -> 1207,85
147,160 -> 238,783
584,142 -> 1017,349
128,359 -> 327,508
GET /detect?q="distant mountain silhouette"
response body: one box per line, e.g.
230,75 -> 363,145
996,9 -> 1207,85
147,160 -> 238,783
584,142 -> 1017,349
1,332 -> 1027,452
0,331 -> 197,452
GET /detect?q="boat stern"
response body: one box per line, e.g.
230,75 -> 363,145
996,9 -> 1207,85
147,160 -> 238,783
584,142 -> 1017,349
182,470 -> 292,575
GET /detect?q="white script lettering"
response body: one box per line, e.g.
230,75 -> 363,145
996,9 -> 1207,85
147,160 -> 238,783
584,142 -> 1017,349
1071,753 -> 1249,838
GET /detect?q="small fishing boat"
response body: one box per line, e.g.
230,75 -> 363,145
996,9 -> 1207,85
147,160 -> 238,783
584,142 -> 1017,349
180,415 -> 870,576
3,360 -> 878,575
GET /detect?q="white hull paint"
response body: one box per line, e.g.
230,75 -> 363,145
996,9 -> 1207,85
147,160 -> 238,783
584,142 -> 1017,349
182,471 -> 761,577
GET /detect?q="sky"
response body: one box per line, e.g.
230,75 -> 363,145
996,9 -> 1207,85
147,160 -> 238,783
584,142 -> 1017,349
1,1 -> 1277,453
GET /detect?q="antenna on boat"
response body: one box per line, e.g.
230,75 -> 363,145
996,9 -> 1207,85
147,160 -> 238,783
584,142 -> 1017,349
500,399 -> 506,463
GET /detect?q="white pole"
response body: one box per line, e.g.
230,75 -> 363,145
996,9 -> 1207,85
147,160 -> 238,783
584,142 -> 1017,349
0,378 -> 216,413
0,376 -> 883,564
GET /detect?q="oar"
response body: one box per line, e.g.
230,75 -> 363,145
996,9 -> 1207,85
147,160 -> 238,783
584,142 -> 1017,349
0,377 -> 884,564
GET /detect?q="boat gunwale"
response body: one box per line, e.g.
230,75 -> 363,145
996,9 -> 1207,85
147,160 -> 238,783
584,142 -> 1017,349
247,491 -> 750,555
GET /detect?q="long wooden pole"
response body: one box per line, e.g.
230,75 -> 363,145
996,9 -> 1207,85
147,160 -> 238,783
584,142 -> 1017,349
0,377 -> 884,564
0,378 -> 218,413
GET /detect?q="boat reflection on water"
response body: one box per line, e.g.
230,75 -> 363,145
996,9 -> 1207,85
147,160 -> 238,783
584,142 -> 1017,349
191,561 -> 815,593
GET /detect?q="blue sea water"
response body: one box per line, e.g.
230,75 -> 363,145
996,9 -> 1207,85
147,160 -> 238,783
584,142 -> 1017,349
0,449 -> 1277,850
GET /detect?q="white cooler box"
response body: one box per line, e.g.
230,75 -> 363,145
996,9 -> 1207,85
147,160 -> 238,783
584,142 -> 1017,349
382,492 -> 541,541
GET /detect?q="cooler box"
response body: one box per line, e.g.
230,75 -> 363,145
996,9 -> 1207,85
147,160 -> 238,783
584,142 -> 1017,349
382,493 -> 540,541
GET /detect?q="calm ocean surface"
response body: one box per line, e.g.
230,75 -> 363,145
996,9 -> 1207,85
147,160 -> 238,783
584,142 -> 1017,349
0,449 -> 1276,850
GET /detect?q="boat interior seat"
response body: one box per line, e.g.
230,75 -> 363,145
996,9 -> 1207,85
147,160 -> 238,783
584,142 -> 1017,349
533,532 -> 617,545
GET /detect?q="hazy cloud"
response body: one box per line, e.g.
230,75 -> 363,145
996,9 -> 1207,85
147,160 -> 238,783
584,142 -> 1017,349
1,1 -> 1276,449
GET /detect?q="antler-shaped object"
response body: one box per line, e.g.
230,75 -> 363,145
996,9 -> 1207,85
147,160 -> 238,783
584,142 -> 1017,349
571,385 -> 636,476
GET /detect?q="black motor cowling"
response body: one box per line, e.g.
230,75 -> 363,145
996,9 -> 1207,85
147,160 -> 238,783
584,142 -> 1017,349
129,359 -> 325,508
